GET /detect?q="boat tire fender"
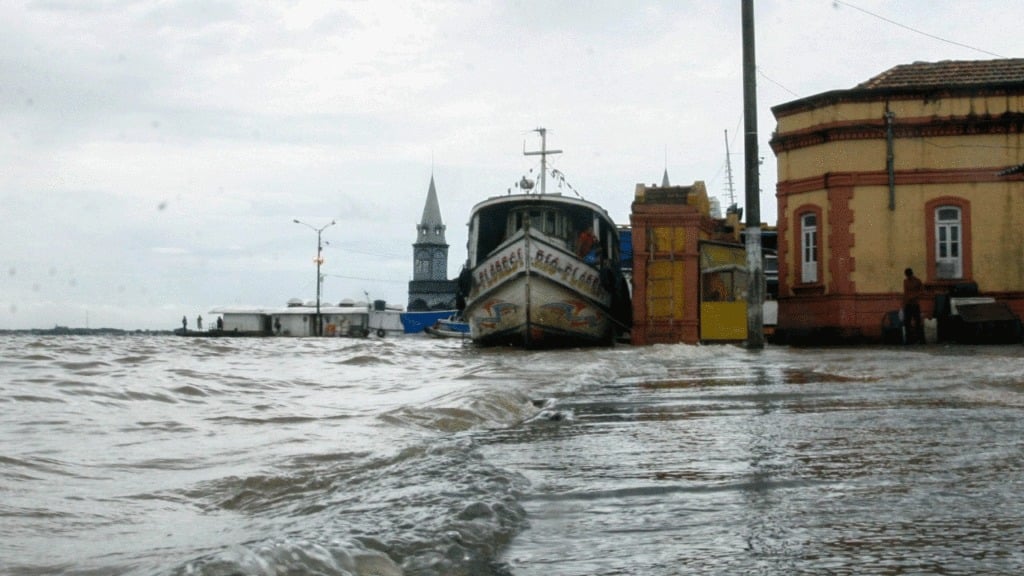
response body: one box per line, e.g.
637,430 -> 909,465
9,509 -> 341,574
377,328 -> 386,338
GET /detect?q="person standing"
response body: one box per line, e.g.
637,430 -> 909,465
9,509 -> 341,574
181,315 -> 187,333
576,226 -> 598,262
197,315 -> 203,331
903,267 -> 924,344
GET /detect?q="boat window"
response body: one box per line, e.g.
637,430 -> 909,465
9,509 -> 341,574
504,208 -> 576,240
544,211 -> 557,235
532,210 -> 548,229
508,212 -> 524,236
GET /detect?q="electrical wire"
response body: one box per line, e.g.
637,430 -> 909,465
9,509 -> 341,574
832,0 -> 1006,58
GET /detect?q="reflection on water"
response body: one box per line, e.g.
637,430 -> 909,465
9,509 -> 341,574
1,336 -> 1023,575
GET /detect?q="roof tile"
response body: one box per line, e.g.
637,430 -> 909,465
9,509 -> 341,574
857,58 -> 1024,89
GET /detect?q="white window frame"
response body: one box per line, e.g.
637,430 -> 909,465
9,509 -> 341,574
935,206 -> 962,279
801,213 -> 818,283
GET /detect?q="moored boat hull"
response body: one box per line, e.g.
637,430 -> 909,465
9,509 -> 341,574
465,232 -> 616,349
424,326 -> 470,339
468,279 -> 613,348
423,316 -> 471,339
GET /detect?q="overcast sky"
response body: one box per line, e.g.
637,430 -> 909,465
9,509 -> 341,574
2,0 -> 1021,330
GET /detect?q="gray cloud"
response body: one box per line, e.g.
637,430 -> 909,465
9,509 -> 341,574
3,0 -> 1021,329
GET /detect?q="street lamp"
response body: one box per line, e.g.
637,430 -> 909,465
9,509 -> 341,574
294,218 -> 336,336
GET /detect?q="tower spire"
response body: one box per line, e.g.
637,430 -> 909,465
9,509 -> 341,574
417,174 -> 446,245
662,145 -> 670,186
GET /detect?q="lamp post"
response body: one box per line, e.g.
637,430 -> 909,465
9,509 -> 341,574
294,218 -> 336,336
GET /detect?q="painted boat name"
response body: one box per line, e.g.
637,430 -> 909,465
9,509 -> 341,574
474,245 -> 605,298
476,247 -> 525,292
531,248 -> 602,296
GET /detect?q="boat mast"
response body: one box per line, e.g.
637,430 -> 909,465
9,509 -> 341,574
524,128 -> 562,195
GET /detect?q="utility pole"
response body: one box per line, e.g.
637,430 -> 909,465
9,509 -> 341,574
742,0 -> 765,349
294,218 -> 336,336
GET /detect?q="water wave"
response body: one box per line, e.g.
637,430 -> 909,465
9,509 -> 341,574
3,335 -> 1024,575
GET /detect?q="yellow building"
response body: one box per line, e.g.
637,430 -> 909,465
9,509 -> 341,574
630,180 -> 750,344
770,59 -> 1024,343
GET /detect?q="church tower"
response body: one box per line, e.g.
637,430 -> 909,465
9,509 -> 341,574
407,175 -> 457,310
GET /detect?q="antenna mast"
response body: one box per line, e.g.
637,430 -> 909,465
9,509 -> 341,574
524,128 -> 562,195
724,129 -> 736,206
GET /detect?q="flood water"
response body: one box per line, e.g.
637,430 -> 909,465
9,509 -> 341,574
2,335 -> 1023,575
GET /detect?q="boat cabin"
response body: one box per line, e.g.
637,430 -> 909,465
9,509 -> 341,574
467,194 -> 620,268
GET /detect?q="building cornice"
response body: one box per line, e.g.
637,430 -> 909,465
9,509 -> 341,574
771,83 -> 1024,119
777,167 -> 1024,196
771,113 -> 1024,153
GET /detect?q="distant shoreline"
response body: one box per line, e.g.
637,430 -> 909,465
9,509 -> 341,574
0,327 -> 175,336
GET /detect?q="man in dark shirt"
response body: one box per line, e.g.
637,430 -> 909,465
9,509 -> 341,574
903,268 -> 924,344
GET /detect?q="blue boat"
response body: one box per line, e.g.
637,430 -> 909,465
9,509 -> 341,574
424,315 -> 470,339
400,310 -> 458,334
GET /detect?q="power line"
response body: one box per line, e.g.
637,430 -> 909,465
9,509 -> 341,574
757,68 -> 801,98
324,273 -> 408,284
329,245 -> 407,259
832,0 -> 1005,58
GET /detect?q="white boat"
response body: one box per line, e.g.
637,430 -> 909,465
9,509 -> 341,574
460,129 -> 632,349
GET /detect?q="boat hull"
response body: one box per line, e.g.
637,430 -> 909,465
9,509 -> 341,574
424,316 -> 471,339
465,232 -> 615,349
400,310 -> 458,334
424,325 -> 470,339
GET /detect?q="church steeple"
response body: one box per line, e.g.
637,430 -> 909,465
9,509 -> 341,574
417,175 -> 446,244
408,174 -> 456,310
411,174 -> 450,285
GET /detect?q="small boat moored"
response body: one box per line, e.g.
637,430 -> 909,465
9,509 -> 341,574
423,315 -> 471,339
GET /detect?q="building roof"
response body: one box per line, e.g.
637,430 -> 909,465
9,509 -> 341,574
857,59 -> 1024,90
773,58 -> 1024,118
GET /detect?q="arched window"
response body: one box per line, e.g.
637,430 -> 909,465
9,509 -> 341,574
801,212 -> 818,283
935,206 -> 961,279
925,197 -> 971,283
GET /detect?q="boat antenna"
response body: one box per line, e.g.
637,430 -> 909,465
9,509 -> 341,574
523,127 -> 562,195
